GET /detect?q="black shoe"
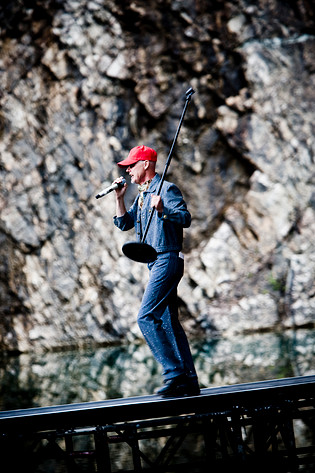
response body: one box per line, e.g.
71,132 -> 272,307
156,374 -> 200,398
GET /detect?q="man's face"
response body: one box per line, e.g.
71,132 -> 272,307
126,160 -> 146,184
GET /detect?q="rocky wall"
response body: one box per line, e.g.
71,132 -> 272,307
0,0 -> 314,352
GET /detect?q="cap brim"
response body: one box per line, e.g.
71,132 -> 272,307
117,158 -> 137,168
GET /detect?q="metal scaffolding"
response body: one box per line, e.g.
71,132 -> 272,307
1,376 -> 314,472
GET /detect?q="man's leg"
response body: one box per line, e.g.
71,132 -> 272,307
161,288 -> 198,380
137,252 -> 199,395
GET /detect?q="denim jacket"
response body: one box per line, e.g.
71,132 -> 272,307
113,173 -> 191,253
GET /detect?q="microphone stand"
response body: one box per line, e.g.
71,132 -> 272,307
122,87 -> 195,263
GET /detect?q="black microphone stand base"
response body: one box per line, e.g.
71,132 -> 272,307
122,241 -> 157,263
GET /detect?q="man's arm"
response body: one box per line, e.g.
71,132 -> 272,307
116,196 -> 127,217
152,184 -> 191,228
150,195 -> 163,214
113,178 -> 136,231
114,178 -> 127,217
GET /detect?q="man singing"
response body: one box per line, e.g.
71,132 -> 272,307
113,145 -> 200,398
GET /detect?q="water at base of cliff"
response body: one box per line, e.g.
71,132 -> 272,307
0,327 -> 314,411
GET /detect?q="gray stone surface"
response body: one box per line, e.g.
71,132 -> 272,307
0,0 -> 314,352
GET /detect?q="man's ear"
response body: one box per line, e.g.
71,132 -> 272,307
143,160 -> 149,170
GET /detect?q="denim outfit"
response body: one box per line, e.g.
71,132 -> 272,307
114,173 -> 197,382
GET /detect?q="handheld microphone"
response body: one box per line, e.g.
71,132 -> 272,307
95,178 -> 126,199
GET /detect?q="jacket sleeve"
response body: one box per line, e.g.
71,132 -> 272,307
113,198 -> 138,231
158,184 -> 191,228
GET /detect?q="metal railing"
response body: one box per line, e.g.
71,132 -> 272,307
1,375 -> 314,472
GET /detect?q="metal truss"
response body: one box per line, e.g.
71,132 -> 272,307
1,376 -> 315,472
1,396 -> 314,472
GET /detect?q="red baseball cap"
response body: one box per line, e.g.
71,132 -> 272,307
117,145 -> 157,167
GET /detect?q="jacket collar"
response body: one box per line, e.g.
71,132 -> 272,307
147,173 -> 160,192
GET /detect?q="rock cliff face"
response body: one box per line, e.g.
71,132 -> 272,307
0,0 -> 314,352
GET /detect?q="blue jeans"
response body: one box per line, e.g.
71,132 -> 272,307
137,252 -> 198,382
